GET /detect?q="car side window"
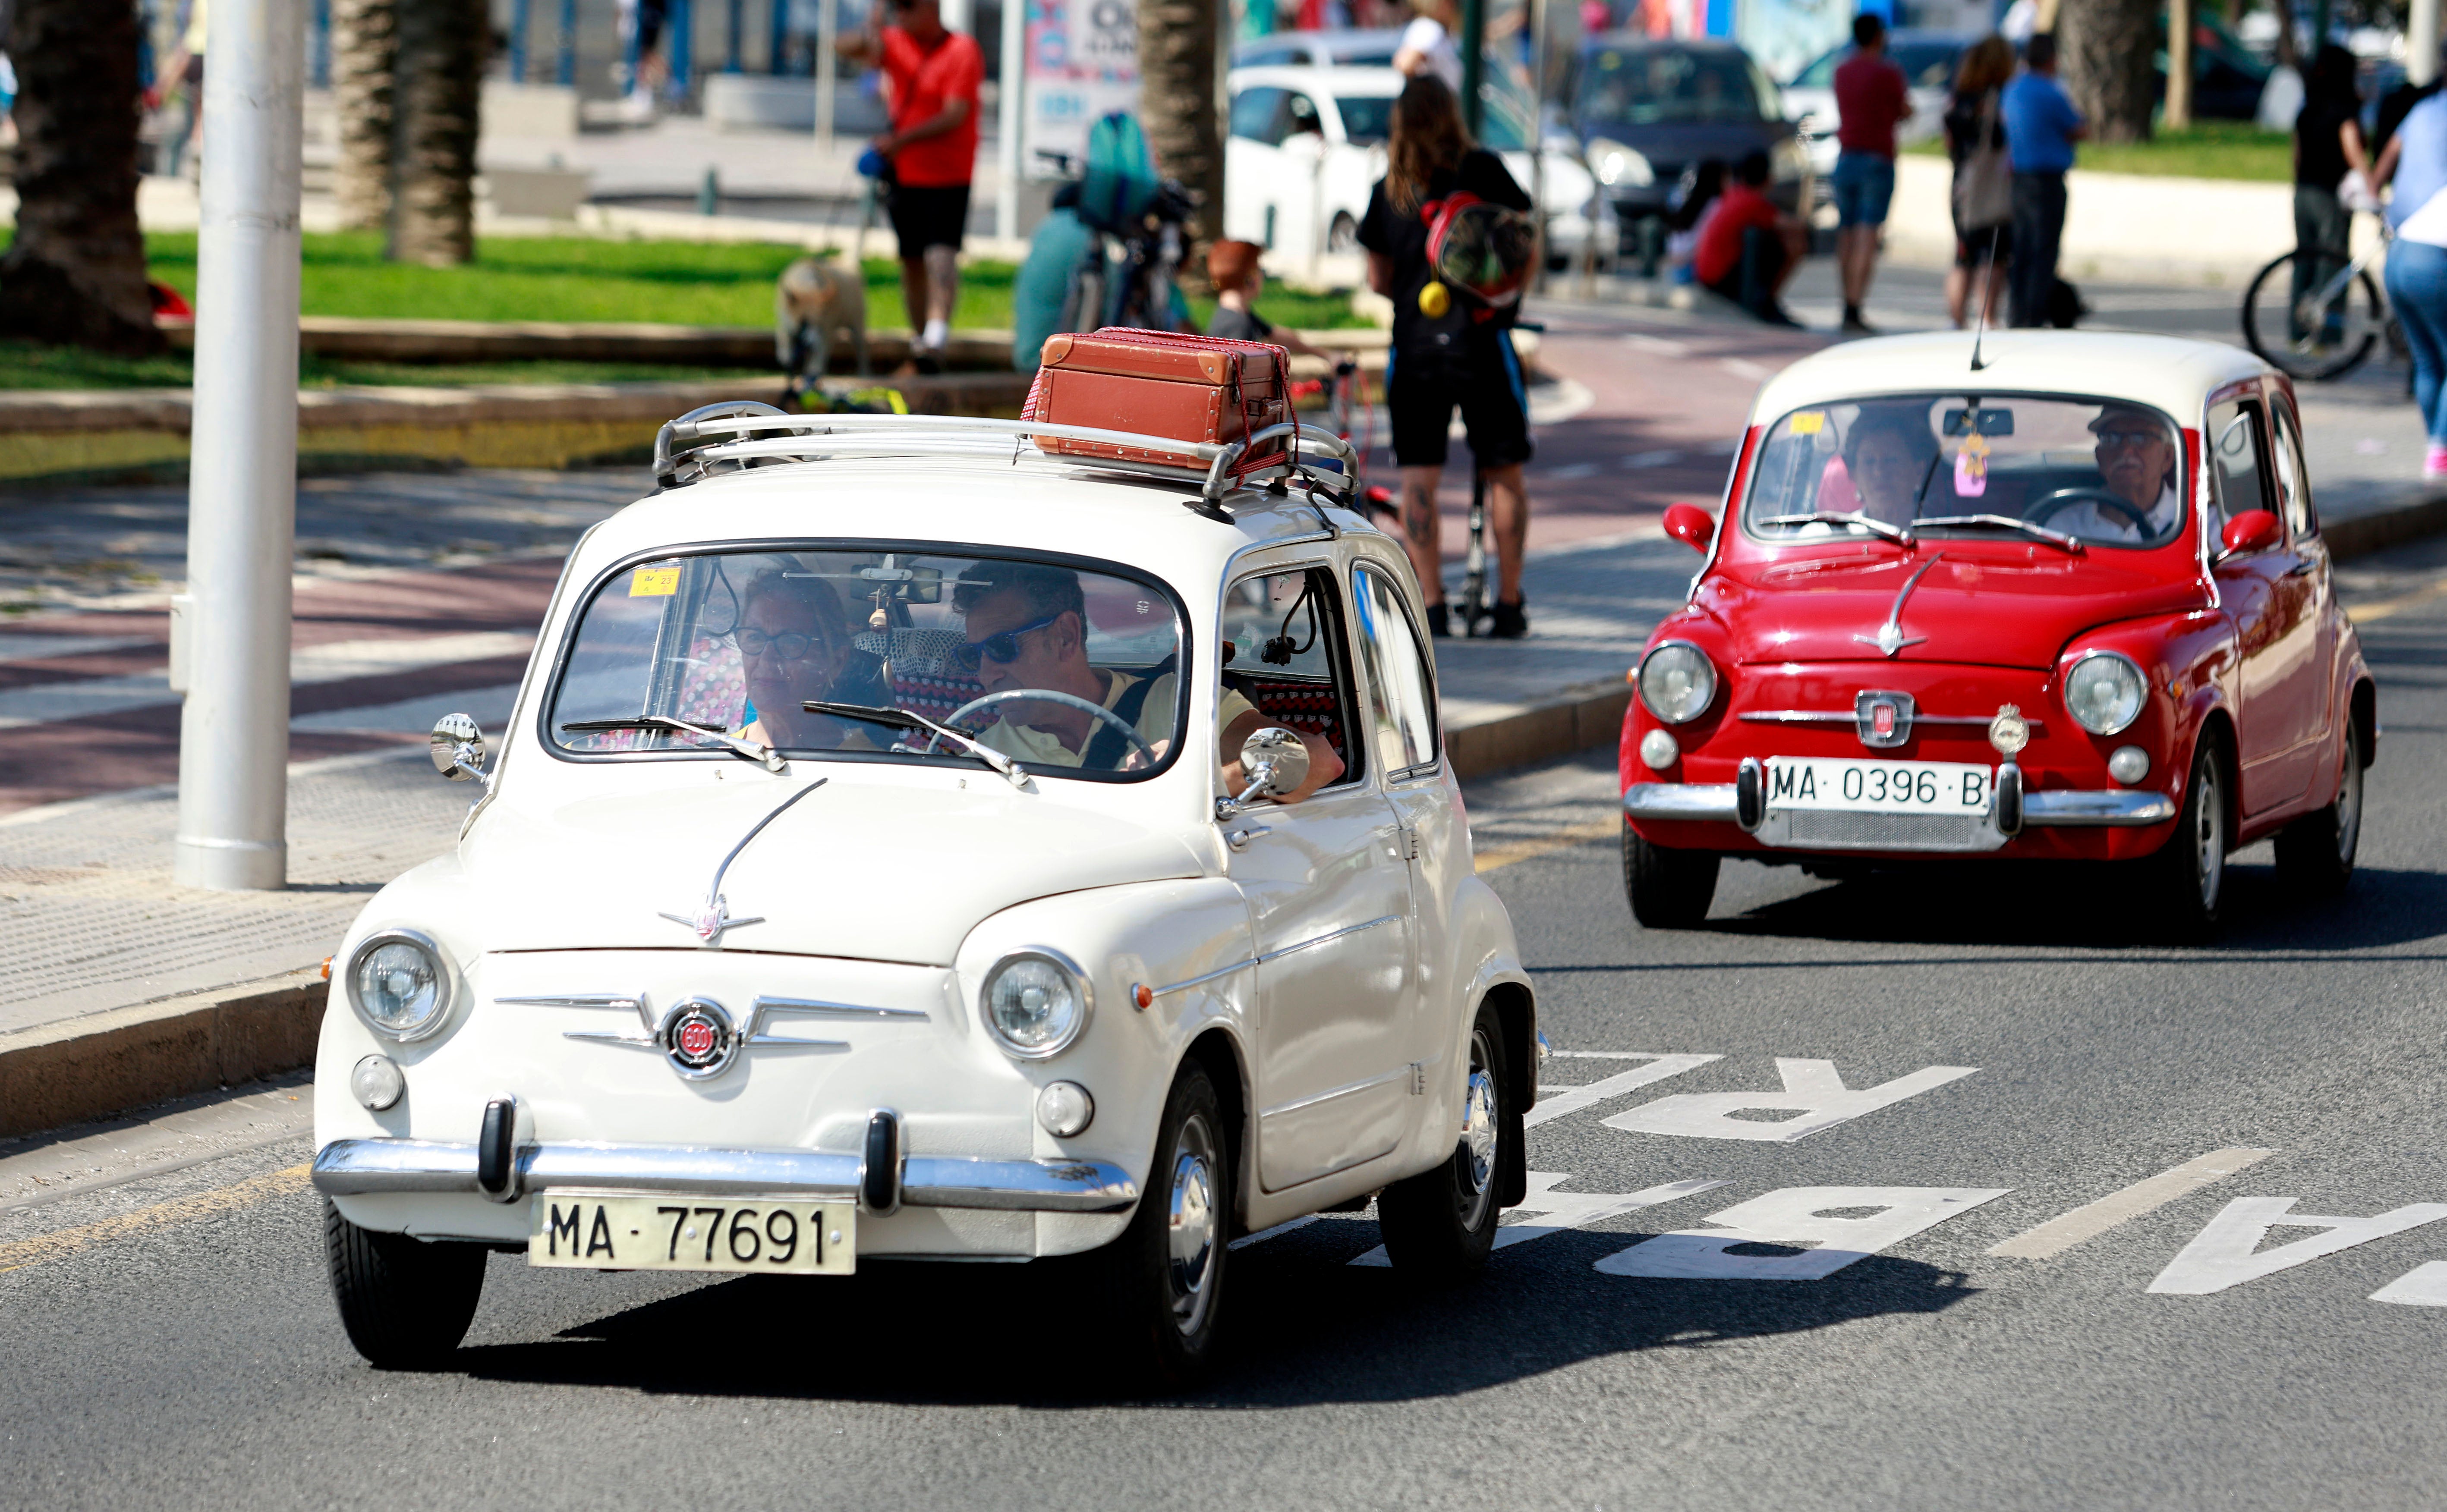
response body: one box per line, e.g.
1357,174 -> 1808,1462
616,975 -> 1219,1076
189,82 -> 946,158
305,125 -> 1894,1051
2205,399 -> 2272,525
1281,92 -> 1324,140
1230,87 -> 1287,144
1219,566 -> 1362,786
1351,563 -> 1440,778
2270,402 -> 2319,541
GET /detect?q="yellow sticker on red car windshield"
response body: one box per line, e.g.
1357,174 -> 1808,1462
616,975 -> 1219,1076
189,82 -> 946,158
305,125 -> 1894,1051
1789,412 -> 1825,434
630,566 -> 681,597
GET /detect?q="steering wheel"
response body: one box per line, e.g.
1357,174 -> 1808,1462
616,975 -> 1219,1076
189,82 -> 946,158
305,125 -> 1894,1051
936,688 -> 1159,765
2025,487 -> 2155,532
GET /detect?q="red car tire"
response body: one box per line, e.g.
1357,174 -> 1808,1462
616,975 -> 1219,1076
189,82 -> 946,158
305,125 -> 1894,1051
2274,718 -> 2364,898
1622,817 -> 1720,930
2142,731 -> 2231,941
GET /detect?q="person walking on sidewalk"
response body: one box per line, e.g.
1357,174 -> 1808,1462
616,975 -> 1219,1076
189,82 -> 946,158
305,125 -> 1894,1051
1359,74 -> 1537,638
840,0 -> 983,375
2002,33 -> 2084,328
1943,34 -> 2016,327
1831,12 -> 1908,334
2370,86 -> 2447,479
1693,148 -> 1805,327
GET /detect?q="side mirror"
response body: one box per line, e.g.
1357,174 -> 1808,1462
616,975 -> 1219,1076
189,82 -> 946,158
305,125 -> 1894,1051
430,713 -> 488,783
1226,726 -> 1310,813
1662,501 -> 1716,554
2219,508 -> 2283,559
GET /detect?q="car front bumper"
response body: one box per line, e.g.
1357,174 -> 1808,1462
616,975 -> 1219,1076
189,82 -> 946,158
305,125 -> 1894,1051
1622,781 -> 2179,853
312,1138 -> 1140,1214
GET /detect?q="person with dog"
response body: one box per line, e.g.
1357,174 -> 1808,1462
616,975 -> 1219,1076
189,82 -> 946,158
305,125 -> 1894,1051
1359,74 -> 1536,639
2002,32 -> 2085,329
839,0 -> 983,375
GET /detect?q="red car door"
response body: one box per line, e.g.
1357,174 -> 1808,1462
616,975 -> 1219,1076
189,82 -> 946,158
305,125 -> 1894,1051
2267,388 -> 2338,764
2204,394 -> 2321,817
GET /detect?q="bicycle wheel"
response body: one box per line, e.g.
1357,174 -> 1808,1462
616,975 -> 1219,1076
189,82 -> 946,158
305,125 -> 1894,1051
2243,249 -> 2382,381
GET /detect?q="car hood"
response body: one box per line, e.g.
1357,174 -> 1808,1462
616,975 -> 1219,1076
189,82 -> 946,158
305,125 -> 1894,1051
450,778 -> 1210,965
1698,549 -> 2208,670
1577,120 -> 1788,172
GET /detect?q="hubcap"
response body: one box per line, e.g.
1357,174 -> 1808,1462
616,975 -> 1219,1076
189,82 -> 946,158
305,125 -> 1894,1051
2195,763 -> 2225,911
1456,1028 -> 1500,1231
1164,1115 -> 1220,1338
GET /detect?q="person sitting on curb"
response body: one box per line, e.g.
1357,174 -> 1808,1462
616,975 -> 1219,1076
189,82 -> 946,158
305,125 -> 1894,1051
1691,149 -> 1806,327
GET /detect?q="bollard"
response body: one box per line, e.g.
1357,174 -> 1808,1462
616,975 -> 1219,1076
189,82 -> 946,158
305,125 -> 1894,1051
701,166 -> 721,216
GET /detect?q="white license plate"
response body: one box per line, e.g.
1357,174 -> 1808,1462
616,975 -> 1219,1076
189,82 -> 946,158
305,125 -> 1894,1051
529,1191 -> 856,1275
1764,757 -> 1993,815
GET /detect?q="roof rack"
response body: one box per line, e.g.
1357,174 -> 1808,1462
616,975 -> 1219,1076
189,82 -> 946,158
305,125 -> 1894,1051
650,403 -> 1360,512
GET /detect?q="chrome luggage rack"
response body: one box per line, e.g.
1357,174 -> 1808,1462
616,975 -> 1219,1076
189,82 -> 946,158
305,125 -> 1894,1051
650,401 -> 1361,511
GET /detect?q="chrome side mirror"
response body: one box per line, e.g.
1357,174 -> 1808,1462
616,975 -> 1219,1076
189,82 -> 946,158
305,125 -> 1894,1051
1222,726 -> 1310,816
430,713 -> 488,784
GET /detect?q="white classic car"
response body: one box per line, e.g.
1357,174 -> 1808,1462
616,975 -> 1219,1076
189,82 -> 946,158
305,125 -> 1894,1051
313,402 -> 1540,1384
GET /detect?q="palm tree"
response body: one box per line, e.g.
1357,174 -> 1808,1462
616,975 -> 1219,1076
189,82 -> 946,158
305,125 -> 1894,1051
1136,0 -> 1225,263
2060,0 -> 2159,144
328,0 -> 485,264
331,0 -> 398,230
0,0 -> 162,354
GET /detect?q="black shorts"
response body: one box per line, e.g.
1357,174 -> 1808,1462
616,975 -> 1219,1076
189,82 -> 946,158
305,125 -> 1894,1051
888,183 -> 970,256
1386,338 -> 1534,470
1954,221 -> 2011,268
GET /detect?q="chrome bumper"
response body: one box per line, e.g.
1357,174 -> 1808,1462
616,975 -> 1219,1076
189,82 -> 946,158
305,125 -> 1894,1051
1621,783 -> 1742,822
1622,782 -> 2178,845
2021,790 -> 2179,826
312,1138 -> 1140,1214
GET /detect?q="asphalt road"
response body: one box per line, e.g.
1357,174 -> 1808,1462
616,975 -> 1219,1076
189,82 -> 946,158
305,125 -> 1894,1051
3,535 -> 2443,1512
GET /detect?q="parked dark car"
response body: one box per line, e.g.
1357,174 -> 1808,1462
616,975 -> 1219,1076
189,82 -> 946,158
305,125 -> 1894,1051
1572,36 -> 1808,233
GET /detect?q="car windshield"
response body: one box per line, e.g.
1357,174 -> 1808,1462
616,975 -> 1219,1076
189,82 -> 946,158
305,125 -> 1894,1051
1578,47 -> 1777,126
1742,394 -> 2190,550
1336,94 -> 1393,143
548,547 -> 1187,779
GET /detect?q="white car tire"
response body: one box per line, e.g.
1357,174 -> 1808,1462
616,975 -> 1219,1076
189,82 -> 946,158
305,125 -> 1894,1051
1376,1006 -> 1515,1280
324,1200 -> 488,1369
1093,1059 -> 1231,1388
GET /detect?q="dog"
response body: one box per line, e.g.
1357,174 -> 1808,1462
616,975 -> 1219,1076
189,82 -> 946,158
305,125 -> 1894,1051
775,250 -> 869,397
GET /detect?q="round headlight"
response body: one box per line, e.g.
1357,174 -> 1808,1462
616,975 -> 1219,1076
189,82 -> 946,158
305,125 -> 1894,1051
2065,651 -> 2148,736
980,949 -> 1092,1059
1637,641 -> 1718,725
346,928 -> 453,1041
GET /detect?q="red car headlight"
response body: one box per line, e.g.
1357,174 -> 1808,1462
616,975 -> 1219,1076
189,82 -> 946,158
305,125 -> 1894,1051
1637,641 -> 1718,725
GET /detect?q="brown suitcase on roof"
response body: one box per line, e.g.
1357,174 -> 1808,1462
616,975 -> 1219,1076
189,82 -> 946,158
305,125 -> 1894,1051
1024,327 -> 1295,476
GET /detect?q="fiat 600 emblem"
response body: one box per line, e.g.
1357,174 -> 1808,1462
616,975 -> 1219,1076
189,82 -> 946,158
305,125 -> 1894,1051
660,1000 -> 735,1078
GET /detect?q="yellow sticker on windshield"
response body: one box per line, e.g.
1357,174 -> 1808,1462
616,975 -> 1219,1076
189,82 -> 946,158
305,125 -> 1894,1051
1789,412 -> 1825,434
630,566 -> 681,597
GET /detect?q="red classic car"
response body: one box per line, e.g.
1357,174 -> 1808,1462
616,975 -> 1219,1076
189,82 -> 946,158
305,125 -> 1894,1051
1619,332 -> 2376,937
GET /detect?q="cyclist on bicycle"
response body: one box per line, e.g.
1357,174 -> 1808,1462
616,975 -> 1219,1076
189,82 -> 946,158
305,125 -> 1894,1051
1359,74 -> 1535,639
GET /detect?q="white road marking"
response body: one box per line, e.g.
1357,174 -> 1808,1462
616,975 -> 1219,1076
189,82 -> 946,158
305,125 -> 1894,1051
1987,1148 -> 2277,1260
1624,333 -> 1691,358
2146,1197 -> 2447,1296
1527,1053 -> 1722,1128
1604,1059 -> 1978,1144
2370,1261 -> 2447,1306
1720,358 -> 1773,381
1621,449 -> 1685,468
0,630 -> 535,729
1545,461 -> 1603,480
1229,1213 -> 1329,1251
1349,1173 -> 1729,1266
1594,1186 -> 2011,1281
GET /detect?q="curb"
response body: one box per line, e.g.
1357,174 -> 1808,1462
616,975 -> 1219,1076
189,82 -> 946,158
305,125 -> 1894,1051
0,968 -> 328,1141
2327,493 -> 2447,561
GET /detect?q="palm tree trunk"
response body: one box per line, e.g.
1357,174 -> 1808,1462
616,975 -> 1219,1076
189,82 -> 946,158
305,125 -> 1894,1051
1137,0 -> 1224,262
2061,0 -> 2159,145
387,0 -> 487,266
0,0 -> 161,354
331,0 -> 398,230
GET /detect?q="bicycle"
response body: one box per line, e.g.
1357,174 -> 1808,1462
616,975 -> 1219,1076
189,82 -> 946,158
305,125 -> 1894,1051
1033,146 -> 1200,336
2242,207 -> 2406,382
1450,320 -> 1543,640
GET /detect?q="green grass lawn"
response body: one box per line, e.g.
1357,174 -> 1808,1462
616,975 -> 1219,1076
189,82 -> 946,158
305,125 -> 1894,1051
0,230 -> 1371,388
1905,120 -> 2292,182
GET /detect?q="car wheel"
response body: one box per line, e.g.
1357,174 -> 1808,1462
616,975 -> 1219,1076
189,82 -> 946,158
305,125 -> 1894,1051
1328,212 -> 1358,253
1623,818 -> 1720,929
2274,717 -> 2363,896
1377,1005 -> 1515,1280
2143,733 -> 2230,940
1099,1059 -> 1230,1388
324,1199 -> 487,1369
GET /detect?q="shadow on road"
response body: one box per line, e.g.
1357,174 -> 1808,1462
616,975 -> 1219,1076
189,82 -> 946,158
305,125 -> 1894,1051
447,1231 -> 1978,1406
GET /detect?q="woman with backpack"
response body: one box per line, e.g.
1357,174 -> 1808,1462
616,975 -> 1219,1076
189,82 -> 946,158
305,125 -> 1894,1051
1357,74 -> 1537,639
1943,35 -> 2016,329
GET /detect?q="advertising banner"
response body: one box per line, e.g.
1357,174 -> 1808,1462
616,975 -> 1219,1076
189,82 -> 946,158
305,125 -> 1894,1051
1023,0 -> 1139,177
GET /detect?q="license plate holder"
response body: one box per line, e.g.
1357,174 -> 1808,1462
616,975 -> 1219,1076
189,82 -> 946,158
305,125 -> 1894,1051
1763,756 -> 1993,816
528,1190 -> 856,1275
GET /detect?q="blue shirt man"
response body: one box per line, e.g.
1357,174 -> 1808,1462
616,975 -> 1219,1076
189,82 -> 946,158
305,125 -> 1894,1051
2001,35 -> 2087,328
2002,65 -> 2084,173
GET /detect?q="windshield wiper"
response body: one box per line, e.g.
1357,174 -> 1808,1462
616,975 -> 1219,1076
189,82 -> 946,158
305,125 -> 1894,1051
1756,510 -> 1914,545
1912,515 -> 2086,553
561,715 -> 786,773
801,700 -> 1029,788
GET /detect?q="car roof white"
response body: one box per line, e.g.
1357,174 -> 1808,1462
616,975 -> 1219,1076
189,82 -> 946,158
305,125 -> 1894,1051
1228,63 -> 1405,93
1747,330 -> 2273,425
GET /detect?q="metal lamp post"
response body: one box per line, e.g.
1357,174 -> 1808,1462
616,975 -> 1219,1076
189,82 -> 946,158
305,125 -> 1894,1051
175,0 -> 305,892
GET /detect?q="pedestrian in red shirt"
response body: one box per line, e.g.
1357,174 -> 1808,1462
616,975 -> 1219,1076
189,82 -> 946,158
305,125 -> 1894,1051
1830,12 -> 1908,333
839,0 -> 983,373
1692,149 -> 1805,326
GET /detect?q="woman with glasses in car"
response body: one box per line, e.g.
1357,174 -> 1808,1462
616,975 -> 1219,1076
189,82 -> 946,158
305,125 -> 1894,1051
733,567 -> 896,751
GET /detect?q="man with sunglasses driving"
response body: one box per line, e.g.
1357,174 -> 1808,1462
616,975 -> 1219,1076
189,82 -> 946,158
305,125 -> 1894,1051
952,564 -> 1342,799
2046,402 -> 2182,544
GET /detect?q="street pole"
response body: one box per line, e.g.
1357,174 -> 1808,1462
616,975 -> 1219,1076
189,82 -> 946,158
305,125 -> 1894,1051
176,0 -> 304,893
817,0 -> 840,162
1460,0 -> 1486,138
997,0 -> 1024,241
2165,0 -> 2192,129
2416,0 -> 2441,86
